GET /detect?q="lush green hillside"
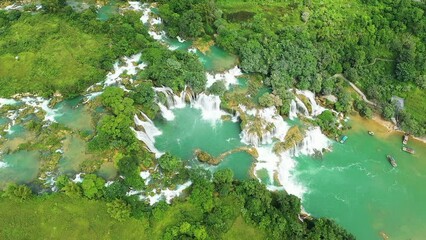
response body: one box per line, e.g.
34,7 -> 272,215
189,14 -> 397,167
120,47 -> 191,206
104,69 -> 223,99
0,5 -> 148,98
215,0 -> 426,135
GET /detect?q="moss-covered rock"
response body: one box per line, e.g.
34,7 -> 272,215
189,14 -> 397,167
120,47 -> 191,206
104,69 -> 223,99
273,126 -> 304,154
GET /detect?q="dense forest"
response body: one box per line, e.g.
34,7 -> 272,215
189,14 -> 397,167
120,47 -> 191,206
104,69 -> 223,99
159,0 -> 426,136
0,1 -> 354,239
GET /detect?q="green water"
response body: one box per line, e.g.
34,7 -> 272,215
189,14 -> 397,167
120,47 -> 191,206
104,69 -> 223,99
0,117 -> 7,125
0,151 -> 40,187
54,98 -> 93,132
5,125 -> 26,140
59,136 -> 90,174
295,117 -> 426,239
196,46 -> 237,72
154,107 -> 252,177
97,1 -> 117,21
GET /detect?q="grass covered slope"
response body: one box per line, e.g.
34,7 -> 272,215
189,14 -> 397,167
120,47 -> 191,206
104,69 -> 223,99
0,194 -> 149,239
0,8 -> 149,98
0,14 -> 107,97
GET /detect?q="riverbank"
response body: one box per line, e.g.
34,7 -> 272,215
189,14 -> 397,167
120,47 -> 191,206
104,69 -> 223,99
371,114 -> 426,144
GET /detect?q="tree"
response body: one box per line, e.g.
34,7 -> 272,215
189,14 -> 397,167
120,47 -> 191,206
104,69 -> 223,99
258,93 -> 283,107
158,153 -> 182,173
208,81 -> 226,95
2,183 -> 32,202
41,0 -> 66,13
81,174 -> 105,199
107,199 -> 131,222
131,82 -> 155,106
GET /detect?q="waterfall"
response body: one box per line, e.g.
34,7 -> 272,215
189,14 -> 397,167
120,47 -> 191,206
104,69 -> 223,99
0,98 -> 17,107
132,112 -> 164,158
289,100 -> 298,120
154,87 -> 185,109
158,103 -> 175,121
239,105 -> 290,146
294,97 -> 310,117
191,93 -> 228,123
253,146 -> 306,199
206,66 -> 243,89
21,97 -> 61,122
131,181 -> 192,205
296,127 -> 330,156
0,161 -> 8,168
104,53 -> 146,87
296,89 -> 326,116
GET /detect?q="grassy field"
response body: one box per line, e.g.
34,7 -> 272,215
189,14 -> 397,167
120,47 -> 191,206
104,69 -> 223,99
0,194 -> 266,239
405,88 -> 426,123
0,194 -> 149,239
0,13 -> 109,97
223,216 -> 266,240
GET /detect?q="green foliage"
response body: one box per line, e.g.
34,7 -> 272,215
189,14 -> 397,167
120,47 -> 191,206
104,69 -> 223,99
90,87 -> 138,151
2,183 -> 32,202
208,81 -> 226,95
0,194 -> 150,239
41,0 -> 66,13
158,0 -> 221,39
0,8 -> 148,98
158,152 -> 182,173
258,93 -> 282,107
316,110 -> 337,134
81,174 -> 105,199
107,199 -> 131,222
62,182 -> 82,198
211,0 -> 426,136
131,82 -> 156,106
142,47 -> 206,93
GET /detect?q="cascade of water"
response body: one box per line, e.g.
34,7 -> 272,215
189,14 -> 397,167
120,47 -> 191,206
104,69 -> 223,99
21,97 -> 61,122
158,103 -> 175,121
239,105 -> 290,146
154,87 -> 185,109
289,100 -> 298,120
206,66 -> 243,89
294,97 -> 310,117
104,53 -> 146,87
0,98 -> 18,107
296,126 -> 331,156
132,112 -> 163,158
296,89 -> 326,116
191,93 -> 228,123
0,161 -> 8,168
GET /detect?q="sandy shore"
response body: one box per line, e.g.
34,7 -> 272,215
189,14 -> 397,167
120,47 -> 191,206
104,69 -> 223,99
372,115 -> 426,144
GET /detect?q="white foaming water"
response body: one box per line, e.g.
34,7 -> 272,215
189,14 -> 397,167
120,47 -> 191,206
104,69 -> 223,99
191,93 -> 228,123
297,127 -> 331,156
294,97 -> 310,117
158,103 -> 175,121
72,173 -> 84,183
154,87 -> 186,109
84,92 -> 103,103
289,100 -> 298,120
177,36 -> 185,43
132,112 -> 164,158
0,161 -> 8,168
104,53 -> 146,87
296,89 -> 326,116
0,98 -> 18,107
239,105 -> 290,146
206,66 -> 243,89
128,1 -> 143,11
188,48 -> 197,54
138,181 -> 192,205
21,97 -> 61,122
